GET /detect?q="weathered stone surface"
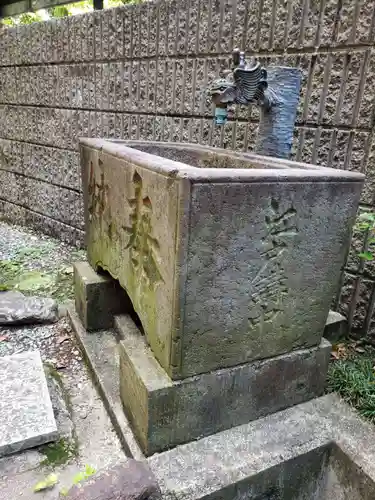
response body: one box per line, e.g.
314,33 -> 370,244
0,351 -> 58,458
67,305 -> 144,459
45,364 -> 75,443
74,261 -> 132,330
0,200 -> 26,226
24,178 -> 83,228
0,170 -> 25,205
325,444 -> 375,500
0,291 -> 58,325
118,313 -> 331,455
324,311 -> 348,342
62,460 -> 161,500
148,394 -> 375,500
25,210 -> 84,247
82,139 -> 362,379
67,306 -> 375,499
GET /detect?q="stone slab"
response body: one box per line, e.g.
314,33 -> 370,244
148,394 -> 375,500
0,351 -> 58,458
81,139 -> 363,379
74,261 -> 132,330
324,310 -> 348,342
62,460 -> 161,499
117,314 -> 331,455
0,291 -> 58,325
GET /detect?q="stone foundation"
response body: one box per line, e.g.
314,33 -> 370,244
117,314 -> 331,455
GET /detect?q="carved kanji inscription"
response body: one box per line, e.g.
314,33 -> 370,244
123,171 -> 164,288
88,160 -> 109,220
249,199 -> 298,329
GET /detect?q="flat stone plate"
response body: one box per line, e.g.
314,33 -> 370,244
0,351 -> 58,458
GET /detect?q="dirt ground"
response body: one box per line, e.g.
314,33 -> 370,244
0,222 -> 127,499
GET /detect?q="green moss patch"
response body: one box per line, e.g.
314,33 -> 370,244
0,246 -> 85,302
39,438 -> 78,467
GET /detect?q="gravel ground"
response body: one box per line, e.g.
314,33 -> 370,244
0,221 -> 86,302
0,221 -> 84,271
0,221 -> 85,370
0,222 -> 125,499
0,318 -> 83,372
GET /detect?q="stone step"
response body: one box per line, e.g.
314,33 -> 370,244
148,394 -> 375,500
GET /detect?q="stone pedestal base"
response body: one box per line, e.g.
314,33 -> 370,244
74,261 -> 132,330
117,315 -> 331,456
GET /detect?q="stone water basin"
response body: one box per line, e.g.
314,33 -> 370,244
80,139 -> 364,380
214,443 -> 375,499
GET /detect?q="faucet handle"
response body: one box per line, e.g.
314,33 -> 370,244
232,48 -> 241,68
239,51 -> 246,68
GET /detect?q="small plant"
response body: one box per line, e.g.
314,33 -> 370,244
33,473 -> 59,493
355,212 -> 375,261
60,465 -> 96,497
327,356 -> 375,422
33,465 -> 96,496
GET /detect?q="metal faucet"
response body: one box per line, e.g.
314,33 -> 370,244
206,49 -> 302,159
207,49 -> 272,125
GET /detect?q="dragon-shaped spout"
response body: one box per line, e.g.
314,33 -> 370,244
206,50 -> 302,159
207,49 -> 277,125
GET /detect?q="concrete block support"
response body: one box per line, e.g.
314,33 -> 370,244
74,261 -> 132,330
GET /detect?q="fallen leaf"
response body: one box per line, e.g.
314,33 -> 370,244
355,347 -> 366,353
57,335 -> 70,344
33,473 -> 58,492
331,343 -> 349,360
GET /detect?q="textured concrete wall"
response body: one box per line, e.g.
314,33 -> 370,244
0,0 -> 375,337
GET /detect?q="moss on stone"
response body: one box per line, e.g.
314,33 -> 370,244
44,362 -> 63,384
41,364 -> 79,468
0,245 -> 80,303
39,438 -> 78,467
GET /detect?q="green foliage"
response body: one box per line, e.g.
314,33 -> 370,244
355,212 -> 375,261
19,12 -> 45,24
1,17 -> 16,26
48,1 -> 94,18
0,259 -> 23,290
0,246 -> 55,294
32,465 -> 96,495
327,356 -> 375,422
33,473 -> 59,492
1,11 -> 45,26
48,6 -> 70,17
60,465 -> 96,496
1,0 -> 145,27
